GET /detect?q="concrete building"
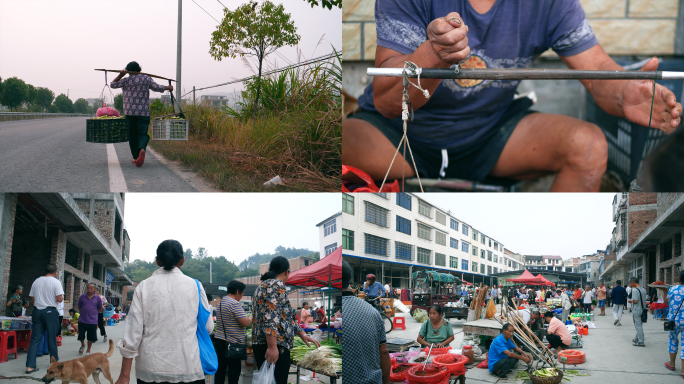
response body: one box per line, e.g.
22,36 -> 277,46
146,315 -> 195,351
1,193 -> 133,315
200,95 -> 230,108
578,256 -> 601,286
320,193 -> 517,289
601,193 -> 684,287
503,249 -> 525,270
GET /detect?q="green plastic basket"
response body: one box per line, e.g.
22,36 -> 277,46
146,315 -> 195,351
86,118 -> 128,143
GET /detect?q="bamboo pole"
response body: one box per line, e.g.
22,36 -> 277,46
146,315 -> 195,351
94,69 -> 176,82
366,67 -> 684,80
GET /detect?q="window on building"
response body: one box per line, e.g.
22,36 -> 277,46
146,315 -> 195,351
324,219 -> 337,236
365,202 -> 389,227
450,237 -> 458,249
417,247 -> 431,264
114,212 -> 122,245
93,261 -> 102,280
396,216 -> 411,235
342,229 -> 354,250
396,193 -> 412,210
494,242 -> 499,251
472,230 -> 478,241
395,241 -> 413,261
435,253 -> 446,266
462,241 -> 470,253
481,249 -> 485,259
489,239 -> 492,247
435,232 -> 446,246
472,246 -> 478,257
487,251 -> 492,261
418,200 -> 432,218
418,223 -> 432,241
472,262 -> 478,272
436,211 -> 446,225
342,194 -> 354,215
481,235 -> 485,245
462,259 -> 468,270
450,219 -> 459,231
364,234 -> 389,256
450,256 -> 458,269
494,267 -> 498,274
324,243 -> 337,255
65,241 -> 79,268
376,193 -> 388,199
487,265 -> 492,275
462,225 -> 469,236
480,264 -> 485,274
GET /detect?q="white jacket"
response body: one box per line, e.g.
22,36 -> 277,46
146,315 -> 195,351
118,267 -> 214,383
561,292 -> 572,310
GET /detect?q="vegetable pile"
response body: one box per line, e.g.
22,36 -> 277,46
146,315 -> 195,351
514,368 -> 590,382
413,309 -> 428,323
291,338 -> 342,377
245,325 -> 252,348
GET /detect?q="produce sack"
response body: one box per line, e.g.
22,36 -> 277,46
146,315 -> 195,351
476,355 -> 488,368
485,298 -> 496,318
96,107 -> 120,117
413,309 -> 428,323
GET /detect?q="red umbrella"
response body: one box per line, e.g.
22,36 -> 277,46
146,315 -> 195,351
535,274 -> 556,287
286,247 -> 342,289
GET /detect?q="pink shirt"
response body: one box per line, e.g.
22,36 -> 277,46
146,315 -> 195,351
300,308 -> 313,323
548,317 -> 571,346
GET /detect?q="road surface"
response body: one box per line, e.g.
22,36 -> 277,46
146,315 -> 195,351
0,117 -> 215,192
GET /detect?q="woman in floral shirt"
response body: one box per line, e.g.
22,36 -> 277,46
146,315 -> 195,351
252,256 -> 320,384
665,271 -> 684,375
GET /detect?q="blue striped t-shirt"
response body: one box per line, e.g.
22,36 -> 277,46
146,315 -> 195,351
215,296 -> 247,344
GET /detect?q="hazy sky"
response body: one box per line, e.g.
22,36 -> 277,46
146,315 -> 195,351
0,0 -> 341,103
412,193 -> 616,259
124,193 -> 337,264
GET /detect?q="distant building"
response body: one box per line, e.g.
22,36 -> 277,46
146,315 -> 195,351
200,95 -> 230,108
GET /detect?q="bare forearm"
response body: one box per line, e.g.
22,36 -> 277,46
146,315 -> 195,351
119,357 -> 133,378
379,344 -> 391,384
373,43 -> 451,119
581,59 -> 627,117
266,334 -> 278,349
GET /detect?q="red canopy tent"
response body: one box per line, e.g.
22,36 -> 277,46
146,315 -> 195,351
506,269 -> 544,285
286,247 -> 342,289
286,247 -> 342,336
535,274 -> 556,287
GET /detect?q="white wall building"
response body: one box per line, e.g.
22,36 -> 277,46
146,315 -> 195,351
317,193 -> 519,289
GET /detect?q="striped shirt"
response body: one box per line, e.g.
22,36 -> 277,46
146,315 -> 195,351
215,296 -> 247,344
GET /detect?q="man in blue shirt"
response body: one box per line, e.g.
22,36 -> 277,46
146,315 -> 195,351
363,274 -> 386,299
488,323 -> 531,379
343,0 -> 682,192
611,280 -> 628,326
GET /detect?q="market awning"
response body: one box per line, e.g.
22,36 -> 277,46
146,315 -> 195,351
506,269 -> 544,284
286,247 -> 342,289
535,274 -> 556,287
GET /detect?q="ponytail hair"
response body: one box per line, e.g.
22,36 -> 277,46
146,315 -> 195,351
156,239 -> 184,271
260,256 -> 290,281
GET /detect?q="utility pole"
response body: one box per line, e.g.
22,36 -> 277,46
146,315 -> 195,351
176,0 -> 182,113
193,86 -> 195,106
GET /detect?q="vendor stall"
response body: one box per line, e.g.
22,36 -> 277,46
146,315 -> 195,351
462,318 -> 503,338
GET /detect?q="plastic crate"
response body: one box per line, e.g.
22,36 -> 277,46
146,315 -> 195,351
86,118 -> 129,143
585,58 -> 684,186
151,119 -> 189,140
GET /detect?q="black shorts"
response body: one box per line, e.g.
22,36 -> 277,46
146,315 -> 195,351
78,322 -> 98,342
349,97 -> 535,181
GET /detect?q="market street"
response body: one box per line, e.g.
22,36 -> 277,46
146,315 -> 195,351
0,118 -> 215,192
0,319 -> 340,384
386,304 -> 682,383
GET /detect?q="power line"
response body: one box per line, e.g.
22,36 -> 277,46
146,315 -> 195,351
216,0 -> 227,8
191,0 -> 220,23
181,52 -> 337,98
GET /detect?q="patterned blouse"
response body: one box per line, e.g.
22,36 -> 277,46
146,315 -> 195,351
251,279 -> 302,350
667,285 -> 684,324
110,75 -> 167,116
8,293 -> 22,315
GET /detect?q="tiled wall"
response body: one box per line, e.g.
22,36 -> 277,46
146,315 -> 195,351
342,0 -> 683,61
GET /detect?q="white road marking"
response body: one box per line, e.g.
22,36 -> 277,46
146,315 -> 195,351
106,144 -> 128,192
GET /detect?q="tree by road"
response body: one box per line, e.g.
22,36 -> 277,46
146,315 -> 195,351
209,0 -> 300,117
53,94 -> 74,113
303,0 -> 341,9
0,77 -> 28,111
114,93 -> 123,114
25,84 -> 37,109
35,87 -> 55,111
74,98 -> 90,114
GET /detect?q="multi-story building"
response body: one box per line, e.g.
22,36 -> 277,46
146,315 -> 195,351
0,193 -> 133,314
578,256 -> 601,286
319,193 -> 517,289
200,95 -> 231,108
602,193 -> 684,286
524,255 -> 563,271
503,249 -> 525,270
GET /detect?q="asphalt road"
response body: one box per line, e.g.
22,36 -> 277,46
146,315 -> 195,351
0,117 -> 206,192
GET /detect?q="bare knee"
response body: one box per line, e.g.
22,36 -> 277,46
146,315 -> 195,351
563,122 -> 607,173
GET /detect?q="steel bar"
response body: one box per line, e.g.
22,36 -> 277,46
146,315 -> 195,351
95,69 -> 176,82
367,67 -> 684,80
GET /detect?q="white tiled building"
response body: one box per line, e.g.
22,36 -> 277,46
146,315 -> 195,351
317,193 -> 521,289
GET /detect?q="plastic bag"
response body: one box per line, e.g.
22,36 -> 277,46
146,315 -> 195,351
341,165 -> 400,192
485,298 -> 496,318
96,107 -> 120,117
476,355 -> 488,368
253,362 -> 276,384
